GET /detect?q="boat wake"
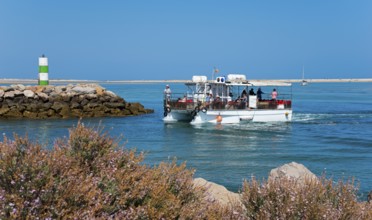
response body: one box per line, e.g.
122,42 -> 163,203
293,111 -> 372,124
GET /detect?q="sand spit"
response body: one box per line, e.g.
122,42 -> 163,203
272,78 -> 372,83
1,78 -> 372,85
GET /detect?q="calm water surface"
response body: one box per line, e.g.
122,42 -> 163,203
1,82 -> 371,199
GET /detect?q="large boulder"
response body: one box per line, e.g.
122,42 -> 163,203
4,108 -> 22,118
4,91 -> 15,98
51,102 -> 68,112
54,85 -> 66,94
61,93 -> 71,102
23,90 -> 35,98
14,90 -> 23,96
104,102 -> 125,108
86,94 -> 98,100
3,87 -> 14,92
0,107 -> 10,115
70,102 -> 81,109
42,86 -> 54,94
59,105 -> 71,118
104,90 -> 117,97
268,162 -> 318,185
72,86 -> 96,94
193,177 -> 242,208
26,103 -> 40,112
23,111 -> 39,119
11,84 -> 26,91
95,86 -> 105,95
36,92 -> 49,101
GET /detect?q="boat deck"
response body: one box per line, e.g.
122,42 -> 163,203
166,99 -> 292,111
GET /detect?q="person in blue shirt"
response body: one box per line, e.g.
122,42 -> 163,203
257,88 -> 264,100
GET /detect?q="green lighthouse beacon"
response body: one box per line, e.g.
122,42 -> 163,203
38,54 -> 49,85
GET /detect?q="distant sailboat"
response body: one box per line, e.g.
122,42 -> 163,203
301,66 -> 308,86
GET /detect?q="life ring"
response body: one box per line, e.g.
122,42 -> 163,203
166,107 -> 171,113
201,107 -> 207,113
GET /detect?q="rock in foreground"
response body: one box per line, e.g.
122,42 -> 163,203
193,177 -> 242,208
268,161 -> 318,184
196,162 -> 319,207
0,84 -> 153,119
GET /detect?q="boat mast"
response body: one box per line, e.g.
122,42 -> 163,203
302,65 -> 305,81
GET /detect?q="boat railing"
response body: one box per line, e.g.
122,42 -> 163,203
205,98 -> 291,111
164,93 -> 292,111
256,93 -> 292,109
164,93 -> 200,111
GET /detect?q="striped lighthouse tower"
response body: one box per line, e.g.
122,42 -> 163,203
38,54 -> 49,85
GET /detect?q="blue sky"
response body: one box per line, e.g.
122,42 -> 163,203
0,1 -> 371,80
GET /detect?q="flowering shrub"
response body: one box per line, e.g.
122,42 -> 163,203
0,122 -> 227,219
0,122 -> 370,219
241,176 -> 372,219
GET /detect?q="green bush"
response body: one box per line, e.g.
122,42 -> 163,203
0,122 -> 370,219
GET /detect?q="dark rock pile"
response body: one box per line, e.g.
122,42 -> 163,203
0,84 -> 153,119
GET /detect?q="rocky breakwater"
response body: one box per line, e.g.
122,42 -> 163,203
0,84 -> 153,119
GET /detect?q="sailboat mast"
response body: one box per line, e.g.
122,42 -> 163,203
302,66 -> 305,80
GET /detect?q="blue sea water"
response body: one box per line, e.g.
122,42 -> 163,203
1,82 -> 372,199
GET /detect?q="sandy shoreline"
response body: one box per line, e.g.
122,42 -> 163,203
1,78 -> 372,85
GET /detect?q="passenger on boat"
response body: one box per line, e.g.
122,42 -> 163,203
241,89 -> 247,97
271,88 -> 278,100
213,95 -> 222,109
164,85 -> 172,102
249,88 -> 256,95
178,95 -> 187,102
205,93 -> 213,109
257,88 -> 264,100
240,93 -> 247,109
206,85 -> 213,96
225,100 -> 234,109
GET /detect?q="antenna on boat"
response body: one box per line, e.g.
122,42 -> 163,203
212,67 -> 219,81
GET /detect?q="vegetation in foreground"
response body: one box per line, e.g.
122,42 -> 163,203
0,122 -> 371,219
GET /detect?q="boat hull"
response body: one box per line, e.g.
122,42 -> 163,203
192,109 -> 292,124
163,109 -> 292,124
163,110 -> 194,122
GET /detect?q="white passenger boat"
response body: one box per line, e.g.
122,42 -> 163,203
163,74 -> 292,124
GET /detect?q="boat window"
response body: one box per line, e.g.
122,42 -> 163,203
228,85 -> 248,99
195,83 -> 206,94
